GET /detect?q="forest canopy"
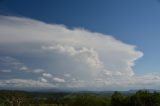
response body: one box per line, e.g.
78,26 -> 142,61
0,90 -> 160,106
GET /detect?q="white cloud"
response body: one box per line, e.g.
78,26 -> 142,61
0,79 -> 54,88
42,73 -> 53,78
64,74 -> 71,77
42,45 -> 103,69
0,56 -> 30,72
53,77 -> 65,83
40,77 -> 48,83
34,69 -> 45,73
0,69 -> 12,73
19,66 -> 29,71
0,15 -> 149,90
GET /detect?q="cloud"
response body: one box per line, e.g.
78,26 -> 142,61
64,74 -> 71,77
42,44 -> 103,69
0,79 -> 54,88
0,56 -> 30,72
42,73 -> 53,78
19,66 -> 28,71
0,69 -> 11,73
40,77 -> 48,83
0,15 -> 150,90
53,77 -> 65,83
33,69 -> 45,73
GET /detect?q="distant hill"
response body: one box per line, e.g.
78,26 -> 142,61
0,88 -> 160,95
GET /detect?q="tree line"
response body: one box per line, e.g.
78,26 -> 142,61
0,90 -> 160,106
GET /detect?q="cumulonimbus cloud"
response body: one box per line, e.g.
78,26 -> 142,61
0,15 -> 157,90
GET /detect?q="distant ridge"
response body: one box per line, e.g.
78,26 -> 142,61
0,88 -> 160,94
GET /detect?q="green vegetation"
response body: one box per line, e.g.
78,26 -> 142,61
0,90 -> 160,106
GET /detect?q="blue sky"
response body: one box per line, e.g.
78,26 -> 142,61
0,0 -> 160,90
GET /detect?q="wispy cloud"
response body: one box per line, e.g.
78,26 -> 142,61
0,69 -> 11,73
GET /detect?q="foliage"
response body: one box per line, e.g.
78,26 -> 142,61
0,90 -> 160,106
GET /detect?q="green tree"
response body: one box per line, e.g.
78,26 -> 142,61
111,91 -> 125,106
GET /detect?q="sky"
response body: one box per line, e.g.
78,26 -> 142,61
0,0 -> 160,91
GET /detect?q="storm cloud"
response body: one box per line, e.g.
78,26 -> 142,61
0,15 -> 155,90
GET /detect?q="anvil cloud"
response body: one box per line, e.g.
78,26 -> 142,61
0,15 -> 156,90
